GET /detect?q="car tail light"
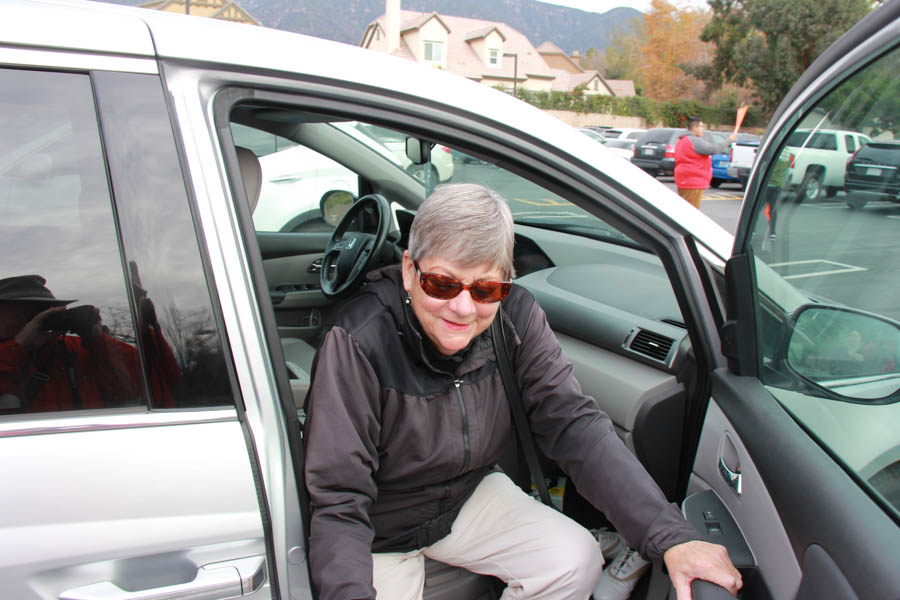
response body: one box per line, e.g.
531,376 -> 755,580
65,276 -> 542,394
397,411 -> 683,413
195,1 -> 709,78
665,144 -> 675,158
847,148 -> 860,169
439,146 -> 451,154
789,153 -> 795,169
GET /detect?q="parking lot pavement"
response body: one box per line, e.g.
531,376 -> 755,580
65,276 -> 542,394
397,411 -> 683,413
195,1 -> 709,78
657,176 -> 745,233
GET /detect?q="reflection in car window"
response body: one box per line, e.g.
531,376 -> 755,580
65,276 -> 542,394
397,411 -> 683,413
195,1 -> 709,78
93,72 -> 233,408
0,69 -> 146,415
748,45 -> 900,516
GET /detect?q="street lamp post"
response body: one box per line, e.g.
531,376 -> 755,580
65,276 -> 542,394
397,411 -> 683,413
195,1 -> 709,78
503,52 -> 518,98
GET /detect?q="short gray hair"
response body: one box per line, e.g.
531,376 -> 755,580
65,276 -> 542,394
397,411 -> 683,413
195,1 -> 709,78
408,183 -> 516,278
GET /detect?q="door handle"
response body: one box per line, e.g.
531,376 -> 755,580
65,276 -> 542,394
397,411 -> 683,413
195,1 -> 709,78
718,433 -> 742,497
719,455 -> 742,496
60,555 -> 266,600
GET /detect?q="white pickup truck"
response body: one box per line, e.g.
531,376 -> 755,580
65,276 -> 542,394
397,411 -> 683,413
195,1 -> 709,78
784,129 -> 871,201
729,129 -> 871,201
726,135 -> 760,189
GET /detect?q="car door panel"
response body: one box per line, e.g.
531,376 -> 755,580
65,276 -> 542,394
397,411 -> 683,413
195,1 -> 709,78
689,391 -> 799,599
257,232 -> 331,341
703,369 -> 900,600
0,415 -> 269,600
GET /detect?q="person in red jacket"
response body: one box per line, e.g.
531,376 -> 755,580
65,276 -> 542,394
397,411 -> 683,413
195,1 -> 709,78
0,275 -> 145,413
674,117 -> 736,209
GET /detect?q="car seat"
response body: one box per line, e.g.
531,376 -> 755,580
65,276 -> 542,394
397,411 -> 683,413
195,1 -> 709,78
237,145 -> 316,410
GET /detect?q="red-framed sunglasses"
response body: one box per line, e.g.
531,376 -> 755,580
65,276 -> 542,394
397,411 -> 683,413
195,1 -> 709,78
414,262 -> 511,304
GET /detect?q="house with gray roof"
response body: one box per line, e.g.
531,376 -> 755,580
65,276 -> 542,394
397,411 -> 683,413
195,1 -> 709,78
361,0 -> 635,97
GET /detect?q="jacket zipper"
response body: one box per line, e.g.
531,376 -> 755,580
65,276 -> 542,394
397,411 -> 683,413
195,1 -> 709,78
454,379 -> 470,475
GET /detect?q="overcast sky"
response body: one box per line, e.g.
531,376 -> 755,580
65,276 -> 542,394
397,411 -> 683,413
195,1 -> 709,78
537,0 -> 708,13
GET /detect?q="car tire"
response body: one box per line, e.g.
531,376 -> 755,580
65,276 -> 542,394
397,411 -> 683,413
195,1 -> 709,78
800,170 -> 824,202
846,194 -> 868,210
407,163 -> 439,184
711,179 -> 722,188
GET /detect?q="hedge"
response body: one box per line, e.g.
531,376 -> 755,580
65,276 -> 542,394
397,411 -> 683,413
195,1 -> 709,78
515,89 -> 764,129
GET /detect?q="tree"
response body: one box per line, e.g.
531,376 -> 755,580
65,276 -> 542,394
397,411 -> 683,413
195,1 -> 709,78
698,0 -> 872,113
579,47 -> 605,73
637,0 -> 712,102
604,21 -> 645,82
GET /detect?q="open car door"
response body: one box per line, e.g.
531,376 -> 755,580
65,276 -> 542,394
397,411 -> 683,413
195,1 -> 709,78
686,4 -> 900,599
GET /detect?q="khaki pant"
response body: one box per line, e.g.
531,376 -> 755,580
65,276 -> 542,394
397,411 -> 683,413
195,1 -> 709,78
373,472 -> 604,599
677,187 -> 704,209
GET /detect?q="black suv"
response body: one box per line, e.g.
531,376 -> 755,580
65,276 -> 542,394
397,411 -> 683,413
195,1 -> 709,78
630,128 -> 683,176
844,140 -> 900,209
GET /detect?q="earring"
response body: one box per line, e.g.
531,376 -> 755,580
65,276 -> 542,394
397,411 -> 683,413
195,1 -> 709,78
405,294 -> 411,305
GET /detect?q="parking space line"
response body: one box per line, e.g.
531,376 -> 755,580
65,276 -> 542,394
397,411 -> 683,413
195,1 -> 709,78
512,211 -> 588,220
513,197 -> 572,206
703,195 -> 743,201
768,259 -> 867,280
802,200 -> 896,209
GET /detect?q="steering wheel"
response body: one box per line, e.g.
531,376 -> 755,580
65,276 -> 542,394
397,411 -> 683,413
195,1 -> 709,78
320,193 -> 392,299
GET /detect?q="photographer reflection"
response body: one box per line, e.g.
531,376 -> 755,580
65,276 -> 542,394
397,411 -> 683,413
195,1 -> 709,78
0,275 -> 142,413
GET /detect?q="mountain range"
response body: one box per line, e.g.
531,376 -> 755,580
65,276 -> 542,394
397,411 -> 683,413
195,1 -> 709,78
103,0 -> 642,53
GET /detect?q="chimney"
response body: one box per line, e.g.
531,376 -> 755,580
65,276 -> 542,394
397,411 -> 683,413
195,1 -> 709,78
386,0 -> 400,53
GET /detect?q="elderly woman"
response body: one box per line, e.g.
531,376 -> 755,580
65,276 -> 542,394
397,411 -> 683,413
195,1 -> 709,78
303,184 -> 741,599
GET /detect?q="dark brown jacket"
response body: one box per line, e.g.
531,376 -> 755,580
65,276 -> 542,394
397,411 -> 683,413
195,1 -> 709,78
303,265 -> 698,599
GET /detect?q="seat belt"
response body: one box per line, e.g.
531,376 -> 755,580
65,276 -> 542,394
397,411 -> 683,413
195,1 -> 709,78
490,316 -> 553,508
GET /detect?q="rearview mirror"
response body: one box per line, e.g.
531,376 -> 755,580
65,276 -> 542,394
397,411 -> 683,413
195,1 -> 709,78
787,305 -> 900,401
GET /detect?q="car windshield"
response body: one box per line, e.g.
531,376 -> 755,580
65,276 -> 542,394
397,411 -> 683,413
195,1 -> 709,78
232,116 -> 641,248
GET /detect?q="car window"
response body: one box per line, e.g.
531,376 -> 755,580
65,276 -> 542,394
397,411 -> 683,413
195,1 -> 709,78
746,44 -> 900,516
232,123 -> 361,233
92,72 -> 234,408
845,135 -> 857,153
444,145 -> 639,249
786,130 -> 812,147
808,132 -> 838,150
0,69 -> 147,415
0,68 -> 233,418
232,117 -> 640,249
857,142 -> 900,164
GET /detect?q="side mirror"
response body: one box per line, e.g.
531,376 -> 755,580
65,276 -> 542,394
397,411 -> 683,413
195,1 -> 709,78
320,190 -> 356,227
786,305 -> 900,401
405,137 -> 432,165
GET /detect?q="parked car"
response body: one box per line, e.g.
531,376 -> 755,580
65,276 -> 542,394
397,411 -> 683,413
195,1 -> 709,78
3,2 -> 899,600
726,133 -> 762,189
601,127 -> 646,141
630,127 -> 682,176
605,138 -> 637,160
784,128 -> 871,201
707,131 -> 740,187
578,128 -> 634,160
844,140 -> 900,209
632,128 -> 729,180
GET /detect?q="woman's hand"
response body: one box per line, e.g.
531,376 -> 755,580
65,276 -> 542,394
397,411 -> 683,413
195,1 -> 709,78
664,540 -> 743,599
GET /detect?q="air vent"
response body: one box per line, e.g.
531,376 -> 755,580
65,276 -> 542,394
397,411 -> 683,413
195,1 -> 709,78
629,329 -> 674,362
661,318 -> 686,329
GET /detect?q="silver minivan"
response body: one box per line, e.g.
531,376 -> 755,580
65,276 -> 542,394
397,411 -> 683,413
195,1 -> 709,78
2,1 -> 899,599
